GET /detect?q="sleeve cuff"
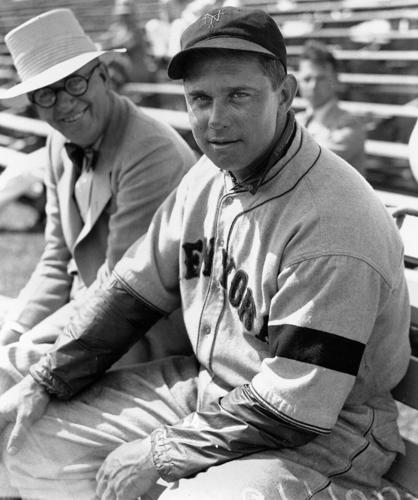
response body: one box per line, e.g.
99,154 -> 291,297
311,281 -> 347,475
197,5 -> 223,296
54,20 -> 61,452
151,427 -> 177,482
29,361 -> 73,399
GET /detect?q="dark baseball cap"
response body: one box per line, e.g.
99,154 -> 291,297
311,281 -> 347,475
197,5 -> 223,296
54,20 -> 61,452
167,6 -> 287,79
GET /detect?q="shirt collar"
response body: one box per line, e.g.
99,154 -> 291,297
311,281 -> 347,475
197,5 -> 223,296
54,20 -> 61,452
229,109 -> 296,195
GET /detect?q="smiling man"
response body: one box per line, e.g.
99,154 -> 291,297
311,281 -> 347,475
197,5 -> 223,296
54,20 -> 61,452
0,7 -> 411,500
0,9 -> 195,351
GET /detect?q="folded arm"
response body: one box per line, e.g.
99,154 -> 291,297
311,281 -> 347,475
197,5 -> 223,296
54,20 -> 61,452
149,255 -> 388,482
30,273 -> 164,399
151,382 -> 319,482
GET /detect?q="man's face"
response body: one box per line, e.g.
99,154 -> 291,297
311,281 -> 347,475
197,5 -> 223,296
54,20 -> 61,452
33,61 -> 111,147
298,60 -> 338,110
184,54 -> 287,179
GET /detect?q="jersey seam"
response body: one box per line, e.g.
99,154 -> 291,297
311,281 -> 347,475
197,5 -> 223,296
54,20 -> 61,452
113,271 -> 170,317
283,252 -> 393,288
307,408 -> 375,499
250,383 -> 331,435
225,148 -> 322,250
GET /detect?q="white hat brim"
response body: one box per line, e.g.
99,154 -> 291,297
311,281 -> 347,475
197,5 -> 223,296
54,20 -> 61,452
0,48 -> 125,101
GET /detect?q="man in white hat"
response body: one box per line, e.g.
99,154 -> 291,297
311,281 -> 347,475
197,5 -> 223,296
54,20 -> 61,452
0,6 -> 410,500
0,9 -> 195,354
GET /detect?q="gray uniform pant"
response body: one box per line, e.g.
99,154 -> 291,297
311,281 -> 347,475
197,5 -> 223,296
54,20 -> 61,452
0,344 -> 401,500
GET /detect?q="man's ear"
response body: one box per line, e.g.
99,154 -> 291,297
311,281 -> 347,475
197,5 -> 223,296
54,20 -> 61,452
98,63 -> 111,86
279,74 -> 298,111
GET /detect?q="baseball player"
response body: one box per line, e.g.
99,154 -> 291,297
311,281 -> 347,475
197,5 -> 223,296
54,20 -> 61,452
0,7 -> 410,500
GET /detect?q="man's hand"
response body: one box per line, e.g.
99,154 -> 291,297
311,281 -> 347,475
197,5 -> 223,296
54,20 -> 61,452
96,436 -> 160,500
0,374 -> 50,454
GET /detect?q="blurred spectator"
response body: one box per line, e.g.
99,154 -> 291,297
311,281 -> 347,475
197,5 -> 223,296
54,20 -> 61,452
349,19 -> 391,45
166,0 -> 223,57
146,0 -> 188,63
296,41 -> 366,176
105,52 -> 133,92
146,0 -> 237,64
97,0 -> 157,84
409,117 -> 418,183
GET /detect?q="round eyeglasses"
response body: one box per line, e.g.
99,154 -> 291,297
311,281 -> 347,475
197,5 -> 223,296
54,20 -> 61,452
28,63 -> 101,108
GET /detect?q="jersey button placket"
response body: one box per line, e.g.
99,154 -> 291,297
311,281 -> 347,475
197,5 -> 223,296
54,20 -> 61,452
197,196 -> 230,365
210,193 -> 244,372
223,196 -> 233,206
201,324 -> 211,335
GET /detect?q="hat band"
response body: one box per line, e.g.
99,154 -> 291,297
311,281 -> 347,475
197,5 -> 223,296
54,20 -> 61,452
14,35 -> 98,81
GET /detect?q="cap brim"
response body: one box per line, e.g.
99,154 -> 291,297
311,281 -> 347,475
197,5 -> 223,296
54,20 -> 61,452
168,37 -> 276,79
0,48 -> 126,102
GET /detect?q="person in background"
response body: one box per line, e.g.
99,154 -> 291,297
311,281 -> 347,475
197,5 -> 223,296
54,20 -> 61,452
0,7 -> 410,500
98,0 -> 157,85
105,52 -> 134,93
0,9 -> 195,354
145,0 -> 192,65
297,40 -> 366,175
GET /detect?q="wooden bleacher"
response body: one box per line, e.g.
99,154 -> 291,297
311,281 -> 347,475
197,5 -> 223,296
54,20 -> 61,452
0,0 -> 160,40
124,81 -> 418,114
0,0 -> 415,185
0,3 -> 414,209
287,47 -> 418,61
248,0 -> 418,13
271,7 -> 418,24
0,100 -> 414,164
282,27 -> 418,43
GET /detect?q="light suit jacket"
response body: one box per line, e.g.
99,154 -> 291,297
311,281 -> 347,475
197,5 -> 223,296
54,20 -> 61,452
6,93 -> 196,336
297,99 -> 366,176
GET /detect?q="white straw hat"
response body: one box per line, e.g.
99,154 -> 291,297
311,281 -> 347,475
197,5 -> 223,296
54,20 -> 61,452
0,8 -> 124,101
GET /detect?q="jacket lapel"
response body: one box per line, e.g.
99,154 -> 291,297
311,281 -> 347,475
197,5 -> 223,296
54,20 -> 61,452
75,94 -> 126,246
74,151 -> 113,245
58,149 -> 83,248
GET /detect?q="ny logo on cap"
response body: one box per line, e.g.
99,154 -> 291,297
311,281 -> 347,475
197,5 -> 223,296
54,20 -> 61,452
201,9 -> 224,29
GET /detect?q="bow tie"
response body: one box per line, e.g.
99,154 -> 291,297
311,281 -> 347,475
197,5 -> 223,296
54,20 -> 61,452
65,142 -> 98,173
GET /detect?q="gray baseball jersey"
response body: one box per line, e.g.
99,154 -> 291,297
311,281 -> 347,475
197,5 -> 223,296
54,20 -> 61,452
114,121 -> 410,481
33,119 -> 411,487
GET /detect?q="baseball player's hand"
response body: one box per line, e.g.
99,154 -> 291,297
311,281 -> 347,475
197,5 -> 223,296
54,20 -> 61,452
0,374 -> 50,454
96,436 -> 160,500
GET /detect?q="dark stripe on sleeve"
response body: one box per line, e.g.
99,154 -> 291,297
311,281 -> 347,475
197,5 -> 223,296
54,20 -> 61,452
269,324 -> 365,376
